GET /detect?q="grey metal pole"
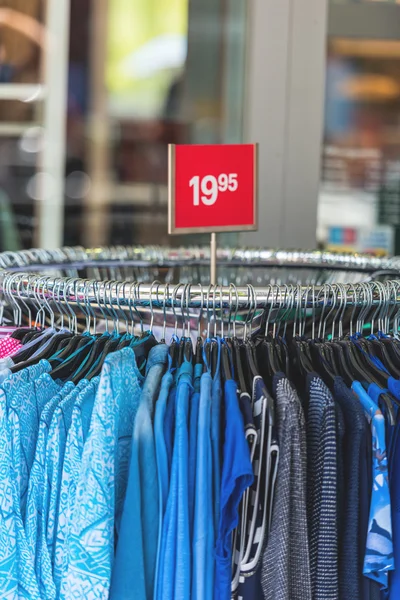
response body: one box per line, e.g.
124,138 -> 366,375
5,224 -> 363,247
210,232 -> 217,284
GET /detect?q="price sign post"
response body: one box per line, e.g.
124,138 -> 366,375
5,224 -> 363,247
168,143 -> 258,283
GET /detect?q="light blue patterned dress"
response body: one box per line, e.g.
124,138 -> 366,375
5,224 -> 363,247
38,381 -> 88,600
5,360 -> 60,520
61,348 -> 143,599
25,382 -> 75,592
0,364 -> 56,600
0,386 -> 19,599
55,378 -> 98,598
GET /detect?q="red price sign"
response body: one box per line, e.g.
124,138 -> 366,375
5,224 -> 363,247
168,143 -> 257,234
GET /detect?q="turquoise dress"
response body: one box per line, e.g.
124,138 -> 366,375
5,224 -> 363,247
39,382 -> 87,600
61,349 -> 143,599
25,382 -> 75,598
55,378 -> 98,598
0,363 -> 58,600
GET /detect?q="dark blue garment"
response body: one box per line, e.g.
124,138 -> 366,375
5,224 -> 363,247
164,384 -> 176,478
211,339 -> 222,539
189,361 -> 202,540
214,378 -> 254,600
360,411 -> 382,600
390,418 -> 400,599
159,360 -> 192,600
307,374 -> 339,600
385,379 -> 400,599
333,377 -> 367,600
236,375 -> 275,600
110,344 -> 168,600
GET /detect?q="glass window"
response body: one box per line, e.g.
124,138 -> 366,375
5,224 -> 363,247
0,0 -> 248,251
318,1 -> 400,255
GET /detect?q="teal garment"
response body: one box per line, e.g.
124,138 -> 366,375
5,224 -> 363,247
4,360 -> 60,520
0,366 -> 52,600
39,381 -> 87,600
25,382 -> 75,597
192,370 -> 214,600
154,363 -> 174,600
111,343 -> 168,600
0,385 -> 27,598
160,360 -> 192,600
55,379 -> 98,598
189,361 -> 203,538
61,348 -> 143,599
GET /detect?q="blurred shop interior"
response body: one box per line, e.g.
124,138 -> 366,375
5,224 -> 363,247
1,0 -> 400,255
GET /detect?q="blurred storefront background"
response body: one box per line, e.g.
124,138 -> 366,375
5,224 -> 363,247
319,0 -> 400,255
1,0 -> 400,255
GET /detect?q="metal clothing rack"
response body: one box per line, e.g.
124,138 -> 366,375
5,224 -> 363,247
1,271 -> 400,312
0,245 -> 398,273
1,247 -> 400,336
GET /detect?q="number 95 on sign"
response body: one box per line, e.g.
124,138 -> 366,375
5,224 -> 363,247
168,143 -> 257,234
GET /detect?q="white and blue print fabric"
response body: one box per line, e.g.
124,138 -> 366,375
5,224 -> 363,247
55,378 -> 98,598
61,349 -> 143,599
25,382 -> 74,595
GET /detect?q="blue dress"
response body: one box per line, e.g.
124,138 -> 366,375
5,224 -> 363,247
61,348 -> 143,599
111,344 -> 168,600
0,363 -> 58,600
154,362 -> 174,600
192,370 -> 214,600
25,382 -> 75,597
0,385 -> 29,598
188,361 -> 203,539
214,378 -> 254,600
159,359 -> 192,600
211,339 -> 222,539
3,360 -> 60,520
39,382 -> 88,600
56,379 -> 98,598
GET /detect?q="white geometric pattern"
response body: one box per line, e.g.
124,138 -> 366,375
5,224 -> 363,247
60,349 -> 142,599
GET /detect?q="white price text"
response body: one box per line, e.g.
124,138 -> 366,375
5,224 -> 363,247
189,174 -> 238,206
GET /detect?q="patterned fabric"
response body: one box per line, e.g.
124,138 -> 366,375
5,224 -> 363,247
0,387 -> 22,598
39,382 -> 86,600
4,360 -> 60,520
54,379 -> 98,597
261,374 -> 311,600
61,348 -> 143,599
25,382 -> 74,598
306,374 -> 339,600
352,381 -> 394,588
233,376 -> 276,600
0,335 -> 22,358
333,377 -> 368,600
0,370 -> 43,599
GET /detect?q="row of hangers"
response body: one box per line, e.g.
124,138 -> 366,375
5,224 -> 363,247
1,275 -> 400,410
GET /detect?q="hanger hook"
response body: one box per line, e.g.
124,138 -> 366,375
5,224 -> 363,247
149,280 -> 160,334
170,283 -> 183,338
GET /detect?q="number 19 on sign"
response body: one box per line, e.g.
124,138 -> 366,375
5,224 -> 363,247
189,174 -> 238,206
